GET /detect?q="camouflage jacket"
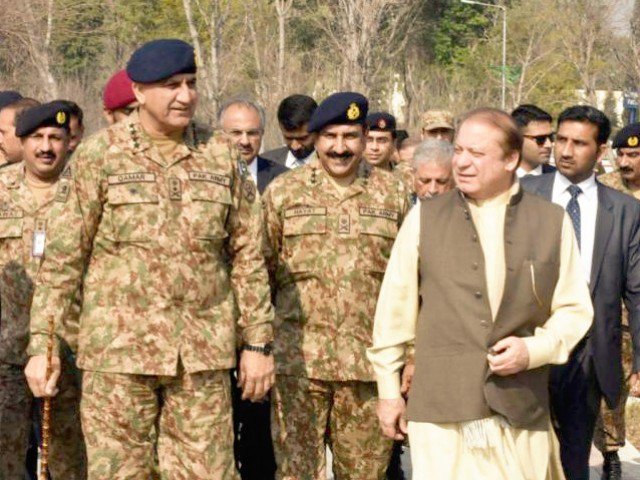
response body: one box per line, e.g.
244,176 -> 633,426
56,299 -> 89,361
0,163 -> 74,365
27,112 -> 274,375
392,161 -> 414,195
598,170 -> 640,201
262,157 -> 410,381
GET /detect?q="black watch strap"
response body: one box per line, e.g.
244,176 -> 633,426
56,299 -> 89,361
242,342 -> 273,356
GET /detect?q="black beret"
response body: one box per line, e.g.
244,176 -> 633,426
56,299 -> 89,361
15,102 -> 71,138
612,123 -> 640,149
126,39 -> 196,84
308,92 -> 368,133
366,112 -> 397,133
0,91 -> 23,111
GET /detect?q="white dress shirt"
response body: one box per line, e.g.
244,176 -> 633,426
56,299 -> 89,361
551,172 -> 598,283
285,150 -> 314,169
248,156 -> 258,185
516,164 -> 543,178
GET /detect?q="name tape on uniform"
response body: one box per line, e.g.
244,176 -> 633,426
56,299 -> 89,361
108,173 -> 156,185
284,207 -> 327,218
188,171 -> 231,187
359,207 -> 399,221
0,209 -> 24,219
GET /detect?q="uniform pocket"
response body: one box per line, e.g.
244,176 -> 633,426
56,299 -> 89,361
107,180 -> 159,242
187,174 -> 232,240
359,207 -> 399,273
282,208 -> 327,273
0,213 -> 23,239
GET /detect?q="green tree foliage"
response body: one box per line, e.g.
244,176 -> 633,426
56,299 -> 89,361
432,4 -> 490,66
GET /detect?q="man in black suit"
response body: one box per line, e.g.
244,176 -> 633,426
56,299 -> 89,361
219,98 -> 288,194
521,106 -> 640,480
261,94 -> 317,169
219,98 -> 287,480
512,104 -> 557,178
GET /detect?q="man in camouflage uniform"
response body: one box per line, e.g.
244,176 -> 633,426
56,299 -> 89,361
364,112 -> 413,200
420,109 -> 455,143
263,92 -> 410,479
24,39 -> 274,480
0,102 -> 87,479
594,123 -> 640,480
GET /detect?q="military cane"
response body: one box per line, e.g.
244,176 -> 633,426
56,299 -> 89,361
39,314 -> 55,480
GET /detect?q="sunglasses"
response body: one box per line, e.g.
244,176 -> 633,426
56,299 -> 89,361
523,133 -> 555,146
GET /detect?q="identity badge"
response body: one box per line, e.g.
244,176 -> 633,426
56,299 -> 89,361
32,219 -> 46,258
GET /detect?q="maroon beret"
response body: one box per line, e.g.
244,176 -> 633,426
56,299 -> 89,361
103,69 -> 136,111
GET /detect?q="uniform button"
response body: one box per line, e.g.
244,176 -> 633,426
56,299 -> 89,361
480,320 -> 490,328
472,234 -> 478,242
474,291 -> 482,299
472,262 -> 479,270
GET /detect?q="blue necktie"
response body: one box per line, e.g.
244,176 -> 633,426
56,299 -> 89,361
566,184 -> 582,249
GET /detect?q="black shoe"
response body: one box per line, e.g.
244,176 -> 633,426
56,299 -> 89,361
602,451 -> 622,480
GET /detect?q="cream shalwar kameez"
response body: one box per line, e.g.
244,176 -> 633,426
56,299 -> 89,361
367,183 -> 593,480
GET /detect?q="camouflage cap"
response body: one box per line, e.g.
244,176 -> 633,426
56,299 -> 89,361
421,110 -> 454,131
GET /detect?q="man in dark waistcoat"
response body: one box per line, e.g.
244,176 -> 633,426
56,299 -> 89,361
368,108 -> 593,479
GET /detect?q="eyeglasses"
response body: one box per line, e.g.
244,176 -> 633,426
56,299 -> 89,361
523,133 -> 555,146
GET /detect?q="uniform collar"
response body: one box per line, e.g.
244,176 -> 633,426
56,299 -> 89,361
125,110 -> 202,167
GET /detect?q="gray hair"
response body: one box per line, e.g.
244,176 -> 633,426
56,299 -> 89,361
411,139 -> 454,169
217,97 -> 266,130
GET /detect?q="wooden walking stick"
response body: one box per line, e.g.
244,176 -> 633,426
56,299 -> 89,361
39,314 -> 55,480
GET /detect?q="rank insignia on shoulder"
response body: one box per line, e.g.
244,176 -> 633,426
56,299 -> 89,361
243,179 -> 256,203
55,181 -> 71,203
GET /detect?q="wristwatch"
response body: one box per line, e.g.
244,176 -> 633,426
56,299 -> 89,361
242,342 -> 273,356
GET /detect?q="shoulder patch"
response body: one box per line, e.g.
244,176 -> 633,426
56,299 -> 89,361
243,179 -> 256,203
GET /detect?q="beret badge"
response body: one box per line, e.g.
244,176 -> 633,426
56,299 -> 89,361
56,111 -> 67,125
347,102 -> 360,121
377,118 -> 387,129
629,136 -> 639,147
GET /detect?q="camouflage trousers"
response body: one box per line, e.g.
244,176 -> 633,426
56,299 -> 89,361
272,375 -> 393,480
80,367 -> 238,480
594,329 -> 634,453
0,359 -> 87,480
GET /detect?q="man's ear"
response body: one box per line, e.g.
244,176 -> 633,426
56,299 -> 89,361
596,142 -> 608,162
132,83 -> 146,106
505,150 -> 520,173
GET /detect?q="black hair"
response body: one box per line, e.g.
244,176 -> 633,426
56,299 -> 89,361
53,99 -> 84,127
558,105 -> 611,145
510,104 -> 552,128
277,94 -> 318,131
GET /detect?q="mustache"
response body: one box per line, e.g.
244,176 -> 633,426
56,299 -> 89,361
36,150 -> 55,158
326,151 -> 353,160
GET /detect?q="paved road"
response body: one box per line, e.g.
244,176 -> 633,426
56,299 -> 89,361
589,442 -> 640,480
